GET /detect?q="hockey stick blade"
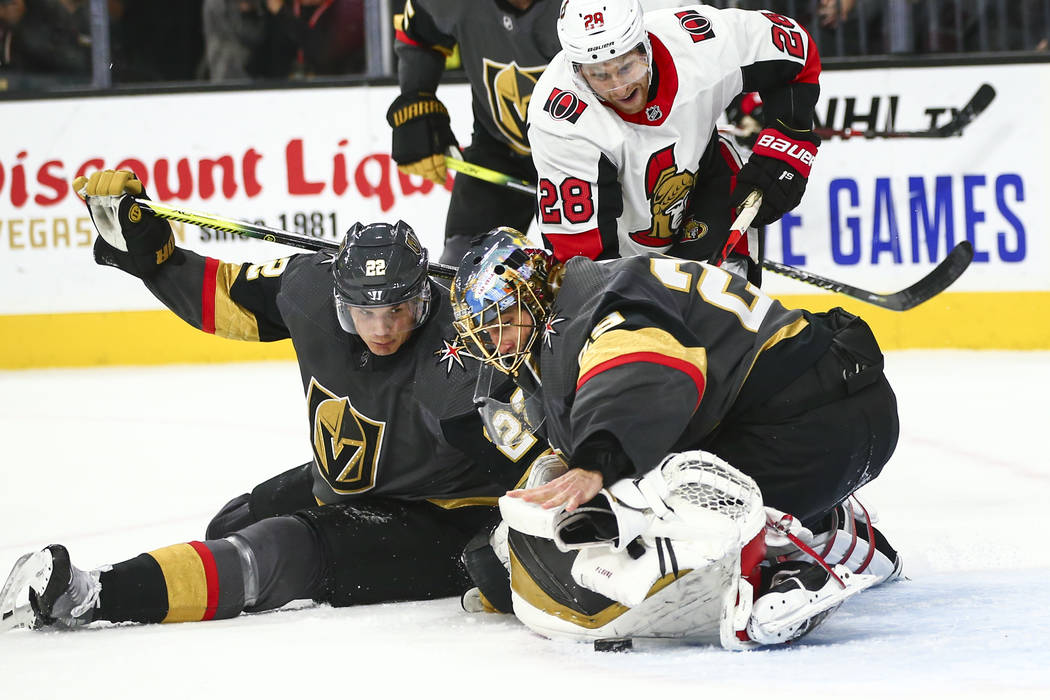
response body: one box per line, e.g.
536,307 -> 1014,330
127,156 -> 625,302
934,83 -> 996,137
762,240 -> 974,311
131,198 -> 459,280
814,83 -> 996,139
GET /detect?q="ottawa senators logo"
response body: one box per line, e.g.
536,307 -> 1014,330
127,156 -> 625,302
676,10 -> 716,43
629,145 -> 695,247
307,378 -> 385,495
483,59 -> 547,155
543,87 -> 588,124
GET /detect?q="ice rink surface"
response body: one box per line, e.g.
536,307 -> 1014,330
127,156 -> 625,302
1,351 -> 1047,699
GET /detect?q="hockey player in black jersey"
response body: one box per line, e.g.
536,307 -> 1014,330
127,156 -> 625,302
449,228 -> 903,646
387,0 -> 561,265
0,171 -> 547,632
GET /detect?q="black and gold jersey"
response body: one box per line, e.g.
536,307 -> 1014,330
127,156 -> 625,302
534,254 -> 833,476
395,0 -> 561,155
143,248 -> 545,506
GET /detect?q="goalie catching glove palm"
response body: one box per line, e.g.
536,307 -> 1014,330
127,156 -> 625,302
731,126 -> 819,226
73,169 -> 179,279
386,92 -> 457,185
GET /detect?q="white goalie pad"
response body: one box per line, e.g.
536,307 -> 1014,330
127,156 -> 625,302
507,451 -> 768,646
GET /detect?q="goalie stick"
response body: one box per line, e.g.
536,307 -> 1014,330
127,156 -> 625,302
130,199 -> 973,311
813,83 -> 996,140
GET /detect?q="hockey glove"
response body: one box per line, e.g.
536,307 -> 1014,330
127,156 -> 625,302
386,92 -> 456,185
73,169 -> 179,279
731,127 -> 818,226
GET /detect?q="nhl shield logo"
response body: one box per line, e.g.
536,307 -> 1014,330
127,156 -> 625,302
646,105 -> 663,122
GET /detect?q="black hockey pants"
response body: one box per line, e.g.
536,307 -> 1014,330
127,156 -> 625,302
705,308 -> 900,527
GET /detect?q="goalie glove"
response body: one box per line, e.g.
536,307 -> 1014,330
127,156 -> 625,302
73,170 -> 179,279
386,92 -> 457,185
731,127 -> 818,226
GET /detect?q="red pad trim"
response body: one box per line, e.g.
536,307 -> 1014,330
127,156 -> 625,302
545,228 -> 604,262
201,257 -> 219,335
394,29 -> 421,47
576,352 -> 705,410
740,92 -> 763,115
187,541 -> 220,621
752,128 -> 817,178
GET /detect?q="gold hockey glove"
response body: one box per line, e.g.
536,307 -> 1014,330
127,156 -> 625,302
386,92 -> 456,185
73,169 -> 179,279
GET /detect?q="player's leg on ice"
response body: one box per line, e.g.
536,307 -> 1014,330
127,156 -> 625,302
1,516 -> 323,631
705,307 -> 902,584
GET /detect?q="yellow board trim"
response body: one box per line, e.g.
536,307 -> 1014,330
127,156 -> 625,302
0,291 -> 1047,369
147,543 -> 208,624
0,309 -> 294,369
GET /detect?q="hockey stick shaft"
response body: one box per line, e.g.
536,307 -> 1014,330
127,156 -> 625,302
132,200 -> 972,311
711,189 -> 762,267
444,156 -> 536,195
812,83 -> 995,139
132,198 -> 458,280
762,240 -> 974,311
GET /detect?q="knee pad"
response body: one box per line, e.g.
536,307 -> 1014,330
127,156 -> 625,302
226,515 -> 323,612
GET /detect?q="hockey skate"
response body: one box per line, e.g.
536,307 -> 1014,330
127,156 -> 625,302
0,545 -> 100,632
745,560 -> 877,645
767,496 -> 904,586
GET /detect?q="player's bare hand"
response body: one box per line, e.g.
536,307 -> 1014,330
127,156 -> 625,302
506,468 -> 603,512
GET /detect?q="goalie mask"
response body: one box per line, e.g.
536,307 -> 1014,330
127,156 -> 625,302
332,220 -> 431,337
557,0 -> 652,105
450,228 -> 557,376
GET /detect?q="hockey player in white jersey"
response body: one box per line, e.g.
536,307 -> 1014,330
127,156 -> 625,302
528,0 -> 821,283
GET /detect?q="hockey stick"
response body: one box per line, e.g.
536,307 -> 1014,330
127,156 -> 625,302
711,189 -> 762,266
444,156 -> 536,195
130,198 -> 459,281
763,240 -> 974,311
131,199 -> 972,311
813,83 -> 996,140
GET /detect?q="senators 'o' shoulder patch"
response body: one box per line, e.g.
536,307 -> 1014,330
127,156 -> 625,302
544,87 -> 588,124
675,10 -> 716,43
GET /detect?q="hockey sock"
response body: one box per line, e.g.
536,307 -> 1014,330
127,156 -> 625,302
96,540 -> 246,624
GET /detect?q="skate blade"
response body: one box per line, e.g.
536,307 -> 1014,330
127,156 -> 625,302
0,551 -> 51,633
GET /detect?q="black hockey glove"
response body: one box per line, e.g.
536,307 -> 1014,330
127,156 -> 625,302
731,127 -> 818,226
73,169 -> 179,279
386,92 -> 456,185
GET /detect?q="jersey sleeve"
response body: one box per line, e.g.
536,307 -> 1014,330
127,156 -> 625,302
724,7 -> 822,135
394,0 -> 457,56
529,111 -> 624,262
142,248 -> 301,342
567,311 -> 708,478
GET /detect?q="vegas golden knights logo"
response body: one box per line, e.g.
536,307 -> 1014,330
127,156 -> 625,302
307,378 -> 385,495
629,145 -> 696,247
483,59 -> 546,155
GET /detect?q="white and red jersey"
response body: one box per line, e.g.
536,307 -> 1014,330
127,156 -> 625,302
527,5 -> 820,262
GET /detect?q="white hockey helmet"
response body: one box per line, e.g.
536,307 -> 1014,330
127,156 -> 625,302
557,0 -> 647,64
557,0 -> 652,98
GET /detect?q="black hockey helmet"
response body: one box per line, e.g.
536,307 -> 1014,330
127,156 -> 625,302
332,220 -> 431,335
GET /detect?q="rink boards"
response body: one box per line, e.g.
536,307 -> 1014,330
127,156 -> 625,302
1,63 -> 1047,367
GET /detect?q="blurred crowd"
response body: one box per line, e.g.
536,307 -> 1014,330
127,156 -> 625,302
1,0 -> 1047,93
